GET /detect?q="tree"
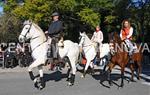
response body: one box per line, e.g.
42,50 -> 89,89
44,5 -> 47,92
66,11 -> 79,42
3,0 -> 117,42
0,13 -> 21,42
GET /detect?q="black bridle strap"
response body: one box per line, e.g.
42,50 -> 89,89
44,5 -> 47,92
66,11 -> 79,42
21,23 -> 32,38
30,36 -> 40,41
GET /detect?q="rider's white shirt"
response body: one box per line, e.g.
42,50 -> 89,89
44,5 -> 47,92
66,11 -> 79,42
91,30 -> 103,44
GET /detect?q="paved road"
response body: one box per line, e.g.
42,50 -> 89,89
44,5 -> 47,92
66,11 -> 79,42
0,66 -> 150,95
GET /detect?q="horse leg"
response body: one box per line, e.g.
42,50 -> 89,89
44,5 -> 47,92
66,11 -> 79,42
89,62 -> 95,75
130,64 -> 134,81
107,63 -> 115,86
102,61 -> 108,74
66,68 -> 71,81
28,58 -> 45,89
68,59 -> 76,86
120,68 -> 125,87
28,66 -> 38,89
38,65 -> 45,90
65,57 -> 71,81
137,61 -> 141,80
68,74 -> 75,86
81,60 -> 91,78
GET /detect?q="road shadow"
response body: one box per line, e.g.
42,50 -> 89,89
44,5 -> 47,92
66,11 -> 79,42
92,70 -> 131,88
43,71 -> 68,82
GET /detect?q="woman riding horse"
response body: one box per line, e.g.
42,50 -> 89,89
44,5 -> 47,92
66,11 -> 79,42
120,19 -> 135,63
105,31 -> 142,88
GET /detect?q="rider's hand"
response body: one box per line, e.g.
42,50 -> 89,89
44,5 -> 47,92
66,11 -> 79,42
79,47 -> 83,53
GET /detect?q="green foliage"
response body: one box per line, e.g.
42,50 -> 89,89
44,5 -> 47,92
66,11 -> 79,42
77,8 -> 100,28
3,0 -> 149,42
12,0 -> 53,23
105,15 -> 116,24
0,13 -> 21,42
57,0 -> 76,11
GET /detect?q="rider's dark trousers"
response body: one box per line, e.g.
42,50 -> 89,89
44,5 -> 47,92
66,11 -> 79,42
51,37 -> 59,59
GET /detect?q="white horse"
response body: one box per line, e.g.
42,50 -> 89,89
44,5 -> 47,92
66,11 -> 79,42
58,38 -> 79,86
79,32 -> 96,77
19,21 -> 48,90
79,32 -> 111,77
19,21 -> 79,87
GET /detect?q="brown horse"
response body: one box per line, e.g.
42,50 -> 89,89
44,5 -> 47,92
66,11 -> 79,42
106,32 -> 142,87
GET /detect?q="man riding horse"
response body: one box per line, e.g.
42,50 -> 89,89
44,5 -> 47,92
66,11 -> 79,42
47,12 -> 63,64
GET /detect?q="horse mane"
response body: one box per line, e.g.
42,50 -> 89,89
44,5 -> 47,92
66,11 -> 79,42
32,23 -> 44,34
83,32 -> 92,42
113,32 -> 122,45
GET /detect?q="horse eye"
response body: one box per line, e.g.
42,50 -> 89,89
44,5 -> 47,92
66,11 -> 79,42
25,27 -> 29,29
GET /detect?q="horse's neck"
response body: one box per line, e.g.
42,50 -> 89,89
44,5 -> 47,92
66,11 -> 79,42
84,35 -> 92,45
30,24 -> 46,49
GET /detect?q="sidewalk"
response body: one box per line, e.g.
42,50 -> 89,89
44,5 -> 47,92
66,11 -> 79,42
0,66 -> 50,73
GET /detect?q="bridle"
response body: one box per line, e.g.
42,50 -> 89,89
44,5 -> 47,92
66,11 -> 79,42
21,23 -> 40,41
20,23 -> 32,39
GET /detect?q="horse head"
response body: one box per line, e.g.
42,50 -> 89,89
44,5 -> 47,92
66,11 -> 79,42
58,36 -> 64,48
109,32 -> 126,54
19,20 -> 32,43
79,32 -> 85,44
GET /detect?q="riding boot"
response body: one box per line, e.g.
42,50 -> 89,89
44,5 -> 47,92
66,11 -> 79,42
97,52 -> 100,59
29,71 -> 34,81
96,52 -> 100,65
39,77 -> 45,90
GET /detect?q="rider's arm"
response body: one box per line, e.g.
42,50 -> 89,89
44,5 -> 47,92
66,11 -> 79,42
127,27 -> 133,39
99,31 -> 103,43
120,30 -> 123,39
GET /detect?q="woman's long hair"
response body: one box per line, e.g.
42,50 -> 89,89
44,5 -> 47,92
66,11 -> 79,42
121,19 -> 131,29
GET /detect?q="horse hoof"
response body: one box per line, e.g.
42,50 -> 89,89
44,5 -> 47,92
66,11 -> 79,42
137,77 -> 141,80
39,85 -> 44,90
120,84 -> 124,88
34,81 -> 39,89
109,83 -> 113,86
81,75 -> 85,78
33,78 -> 40,89
66,78 -> 70,81
108,81 -> 113,86
131,79 -> 134,82
67,82 -> 73,86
